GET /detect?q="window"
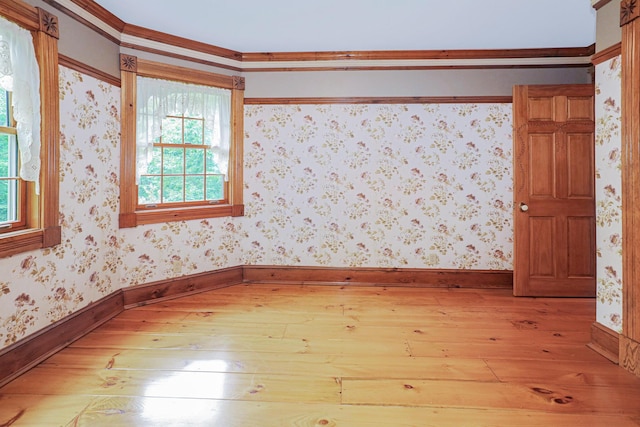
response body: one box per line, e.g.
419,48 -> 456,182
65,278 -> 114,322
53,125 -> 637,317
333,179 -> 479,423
137,77 -> 230,207
0,4 -> 60,258
119,55 -> 245,227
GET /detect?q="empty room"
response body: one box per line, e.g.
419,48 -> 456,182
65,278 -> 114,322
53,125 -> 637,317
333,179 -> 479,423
1,0 -> 640,425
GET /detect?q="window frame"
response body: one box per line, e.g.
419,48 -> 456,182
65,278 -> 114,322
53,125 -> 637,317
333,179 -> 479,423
119,55 -> 245,228
0,3 -> 60,258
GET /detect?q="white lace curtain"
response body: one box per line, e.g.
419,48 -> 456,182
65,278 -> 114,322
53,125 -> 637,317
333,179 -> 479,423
136,77 -> 231,182
0,16 -> 41,193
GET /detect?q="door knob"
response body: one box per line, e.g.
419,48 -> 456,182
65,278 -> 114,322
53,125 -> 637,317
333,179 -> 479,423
519,202 -> 529,212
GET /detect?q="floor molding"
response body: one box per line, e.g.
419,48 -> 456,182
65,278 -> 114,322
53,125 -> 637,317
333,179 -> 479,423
587,322 -> 620,364
243,265 -> 514,289
122,266 -> 244,308
0,291 -> 123,388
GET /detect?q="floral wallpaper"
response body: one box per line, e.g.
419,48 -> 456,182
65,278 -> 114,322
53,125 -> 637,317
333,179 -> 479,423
595,56 -> 623,332
118,219 -> 245,288
0,67 -> 121,347
243,104 -> 514,269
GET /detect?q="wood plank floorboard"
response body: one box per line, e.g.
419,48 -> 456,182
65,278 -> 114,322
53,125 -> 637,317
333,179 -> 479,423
0,284 -> 639,426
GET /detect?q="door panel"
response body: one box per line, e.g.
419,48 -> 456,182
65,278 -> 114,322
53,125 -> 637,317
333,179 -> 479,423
513,84 -> 596,297
567,216 -> 594,277
529,97 -> 555,120
529,217 -> 555,277
567,96 -> 594,121
529,134 -> 555,197
567,133 -> 594,198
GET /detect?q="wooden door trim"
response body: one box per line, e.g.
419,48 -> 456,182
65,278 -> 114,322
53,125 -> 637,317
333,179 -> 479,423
619,0 -> 640,376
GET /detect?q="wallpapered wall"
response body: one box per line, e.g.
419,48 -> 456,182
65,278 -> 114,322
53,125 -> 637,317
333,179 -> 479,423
0,68 -> 121,347
0,64 -> 623,351
595,56 -> 623,333
242,104 -> 513,268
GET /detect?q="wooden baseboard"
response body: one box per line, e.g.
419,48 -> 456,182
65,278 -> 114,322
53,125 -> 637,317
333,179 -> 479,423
0,291 -> 123,388
587,322 -> 620,364
122,266 -> 244,308
0,267 -> 243,388
243,265 -> 513,288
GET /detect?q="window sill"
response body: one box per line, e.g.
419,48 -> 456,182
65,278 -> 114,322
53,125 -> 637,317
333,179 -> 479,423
119,204 -> 244,228
0,226 -> 61,259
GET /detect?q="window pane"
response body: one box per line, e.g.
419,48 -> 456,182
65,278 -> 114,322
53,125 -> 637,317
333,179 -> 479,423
185,176 -> 204,201
163,176 -> 184,203
0,131 -> 18,223
205,149 -> 221,174
206,175 -> 224,201
185,148 -> 204,174
147,147 -> 162,175
0,134 -> 9,177
0,178 -> 18,223
161,116 -> 182,144
0,89 -> 8,127
162,147 -> 184,174
139,176 -> 161,204
184,118 -> 203,145
0,179 -> 8,222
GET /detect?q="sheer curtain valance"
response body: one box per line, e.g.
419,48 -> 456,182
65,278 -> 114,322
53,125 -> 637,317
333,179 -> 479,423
136,77 -> 232,182
0,16 -> 41,193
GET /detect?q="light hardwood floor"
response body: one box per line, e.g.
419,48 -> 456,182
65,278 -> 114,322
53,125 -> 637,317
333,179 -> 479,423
1,284 -> 639,426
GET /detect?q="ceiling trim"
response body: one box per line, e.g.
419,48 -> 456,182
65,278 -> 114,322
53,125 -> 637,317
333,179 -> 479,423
592,0 -> 613,11
53,0 -> 596,72
242,46 -> 595,62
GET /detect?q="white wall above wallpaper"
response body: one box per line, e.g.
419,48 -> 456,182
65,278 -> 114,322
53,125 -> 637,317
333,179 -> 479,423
242,103 -> 514,270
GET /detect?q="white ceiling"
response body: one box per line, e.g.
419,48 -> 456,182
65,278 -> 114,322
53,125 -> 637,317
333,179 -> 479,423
91,0 -> 597,53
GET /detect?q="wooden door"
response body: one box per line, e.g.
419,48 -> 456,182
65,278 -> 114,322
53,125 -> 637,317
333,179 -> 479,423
513,84 -> 595,297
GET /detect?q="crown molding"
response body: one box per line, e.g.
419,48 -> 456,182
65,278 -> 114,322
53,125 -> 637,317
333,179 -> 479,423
592,0 -> 613,10
40,0 -> 121,43
50,0 -> 596,71
241,46 -> 594,62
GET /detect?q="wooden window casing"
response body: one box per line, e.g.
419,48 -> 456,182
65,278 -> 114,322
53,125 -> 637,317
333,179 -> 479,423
0,2 -> 60,258
119,55 -> 245,227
